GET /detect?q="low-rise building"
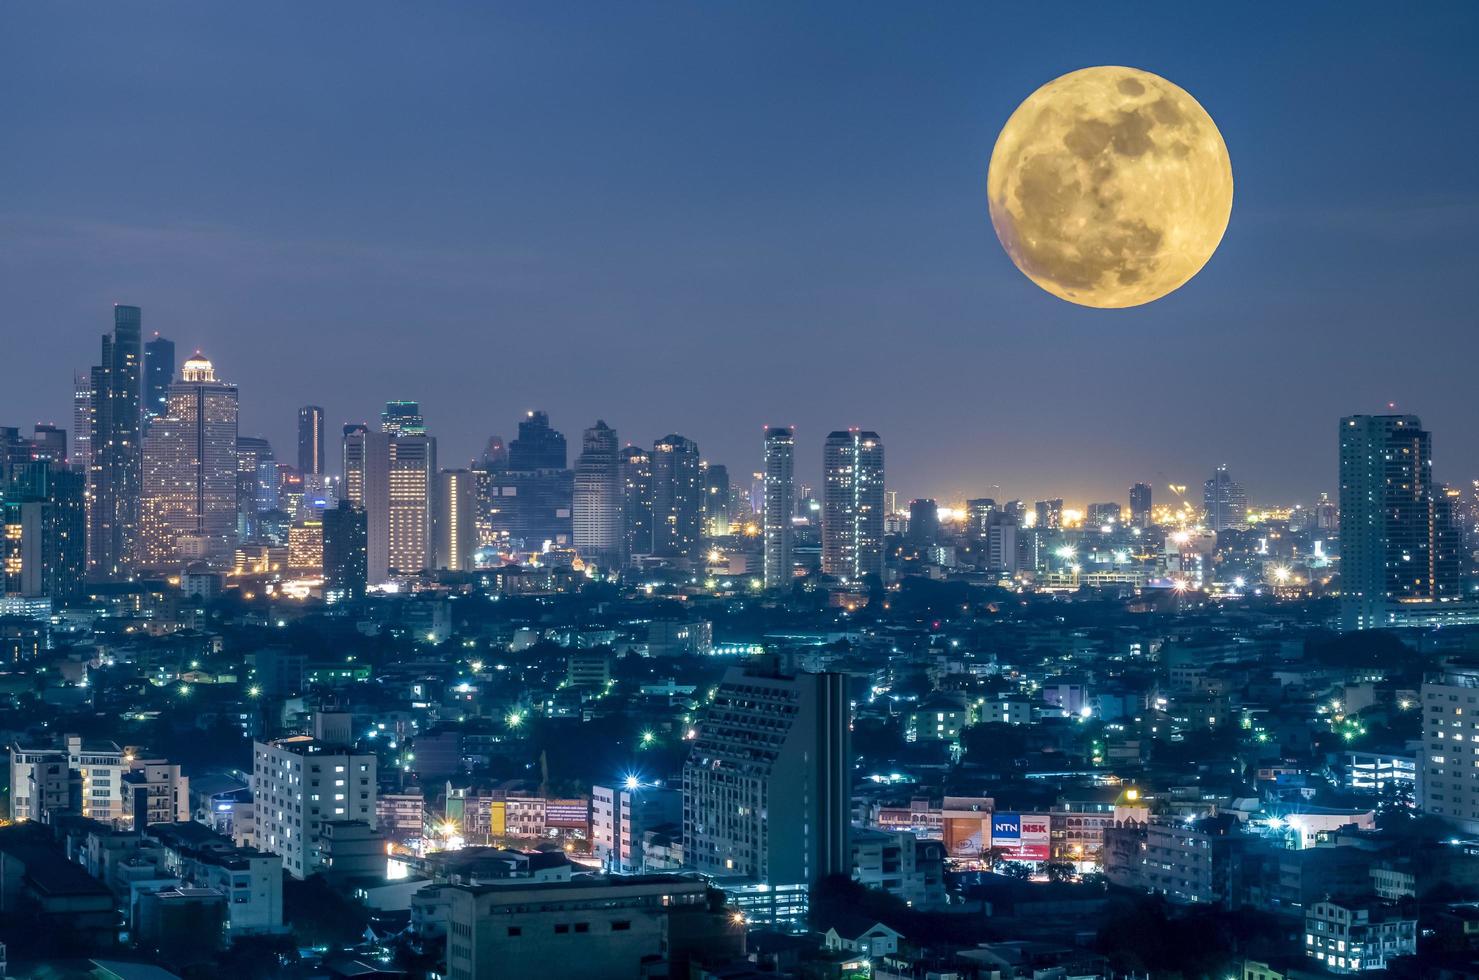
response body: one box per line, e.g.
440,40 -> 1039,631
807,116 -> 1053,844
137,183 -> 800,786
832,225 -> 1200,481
1305,897 -> 1416,973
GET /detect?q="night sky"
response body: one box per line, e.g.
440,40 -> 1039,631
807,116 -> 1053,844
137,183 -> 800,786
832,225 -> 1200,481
3,3 -> 1477,506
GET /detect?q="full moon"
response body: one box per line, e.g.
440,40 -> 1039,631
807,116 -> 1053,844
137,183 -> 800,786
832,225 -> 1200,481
987,66 -> 1233,309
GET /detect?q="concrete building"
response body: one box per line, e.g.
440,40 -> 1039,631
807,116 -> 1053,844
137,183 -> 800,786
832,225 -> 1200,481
762,426 -> 795,590
121,759 -> 190,830
441,874 -> 741,980
592,783 -> 681,874
682,662 -> 850,888
250,735 -> 377,878
435,468 -> 478,572
572,420 -> 622,567
1420,665 -> 1479,834
821,430 -> 884,582
1305,898 -> 1416,973
8,733 -> 126,825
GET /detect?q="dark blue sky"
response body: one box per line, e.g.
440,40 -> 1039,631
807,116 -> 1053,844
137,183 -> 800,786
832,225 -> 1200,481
3,3 -> 1477,505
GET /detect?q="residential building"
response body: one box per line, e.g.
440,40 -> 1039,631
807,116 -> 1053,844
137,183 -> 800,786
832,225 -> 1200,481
250,735 -> 377,878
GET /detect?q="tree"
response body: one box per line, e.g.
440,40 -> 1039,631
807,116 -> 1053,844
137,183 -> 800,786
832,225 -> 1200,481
1000,861 -> 1033,880
1045,861 -> 1075,883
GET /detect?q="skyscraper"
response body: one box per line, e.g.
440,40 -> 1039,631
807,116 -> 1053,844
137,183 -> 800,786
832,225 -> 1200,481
1202,464 -> 1247,532
651,434 -> 703,560
508,411 -> 567,470
322,500 -> 368,600
1034,498 -> 1063,530
387,433 -> 436,576
380,400 -> 425,437
572,420 -> 622,567
620,445 -> 654,563
235,436 -> 275,539
908,498 -> 940,547
1129,482 -> 1153,528
434,468 -> 477,571
140,353 -> 239,566
297,405 -> 325,476
1339,414 -> 1467,630
763,426 -> 795,590
486,411 -> 573,552
29,424 -> 66,464
683,662 -> 851,887
89,304 -> 143,578
3,461 -> 87,607
821,430 -> 884,582
701,462 -> 731,538
343,424 -> 390,582
142,334 -> 175,429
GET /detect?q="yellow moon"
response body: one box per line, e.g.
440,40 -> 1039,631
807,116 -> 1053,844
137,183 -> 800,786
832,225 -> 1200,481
987,66 -> 1233,309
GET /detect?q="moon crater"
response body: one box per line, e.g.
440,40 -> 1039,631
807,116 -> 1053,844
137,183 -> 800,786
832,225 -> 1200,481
987,66 -> 1233,309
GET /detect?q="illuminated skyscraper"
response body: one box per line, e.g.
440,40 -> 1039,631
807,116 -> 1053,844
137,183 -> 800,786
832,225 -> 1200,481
572,420 -> 621,566
235,436 -> 275,539
380,400 -> 425,437
3,461 -> 86,606
298,405 -> 325,476
30,424 -> 66,464
140,353 -> 239,566
762,426 -> 795,590
386,433 -> 436,576
142,334 -> 175,429
72,372 -> 94,473
1339,414 -> 1467,630
486,411 -> 573,552
1129,482 -> 1153,528
620,445 -> 653,563
821,430 -> 884,582
89,304 -> 143,578
1202,464 -> 1247,532
1034,498 -> 1063,530
343,425 -> 390,583
435,467 -> 477,571
701,462 -> 731,538
652,434 -> 703,560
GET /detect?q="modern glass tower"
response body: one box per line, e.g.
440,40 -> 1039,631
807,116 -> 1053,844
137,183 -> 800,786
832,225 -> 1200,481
762,426 -> 795,590
619,445 -> 654,564
651,434 -> 703,560
298,405 -> 325,475
142,334 -> 175,429
88,304 -> 143,578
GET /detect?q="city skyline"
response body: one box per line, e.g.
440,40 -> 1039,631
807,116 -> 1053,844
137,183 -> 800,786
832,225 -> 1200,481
4,5 -> 1479,504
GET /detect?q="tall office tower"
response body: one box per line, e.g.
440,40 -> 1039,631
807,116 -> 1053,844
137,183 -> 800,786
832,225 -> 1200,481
434,468 -> 477,571
343,425 -> 391,583
2,461 -> 87,607
322,500 -> 368,599
651,434 -> 703,560
620,445 -> 654,563
297,405 -> 325,475
821,430 -> 885,582
235,436 -> 275,539
683,662 -> 851,887
572,420 -> 622,566
1202,464 -> 1248,532
701,462 -> 731,537
1034,498 -> 1063,530
965,498 -> 997,540
380,400 -> 425,436
287,519 -> 323,575
509,411 -> 567,470
72,372 -> 94,472
29,424 -> 66,464
88,304 -> 143,578
1339,414 -> 1468,631
140,353 -> 240,567
251,735 -> 377,879
763,426 -> 796,590
142,334 -> 175,429
908,498 -> 940,547
1129,482 -> 1153,528
386,433 -> 436,575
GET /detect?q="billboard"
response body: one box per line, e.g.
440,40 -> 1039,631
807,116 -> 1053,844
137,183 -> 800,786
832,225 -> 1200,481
989,812 -> 1051,862
943,816 -> 989,858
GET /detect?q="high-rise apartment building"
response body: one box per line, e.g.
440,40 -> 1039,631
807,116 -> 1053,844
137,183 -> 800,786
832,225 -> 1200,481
1419,666 -> 1479,835
1340,414 -> 1468,630
821,430 -> 884,582
435,468 -> 478,571
8,733 -> 127,825
573,420 -> 622,566
1034,498 -> 1063,530
1203,464 -> 1248,532
298,405 -> 325,476
140,353 -> 239,567
763,426 -> 795,590
620,445 -> 654,563
683,662 -> 850,887
72,372 -> 95,474
1130,482 -> 1153,528
89,304 -> 143,578
2,461 -> 87,607
251,735 -> 377,878
651,435 -> 703,560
